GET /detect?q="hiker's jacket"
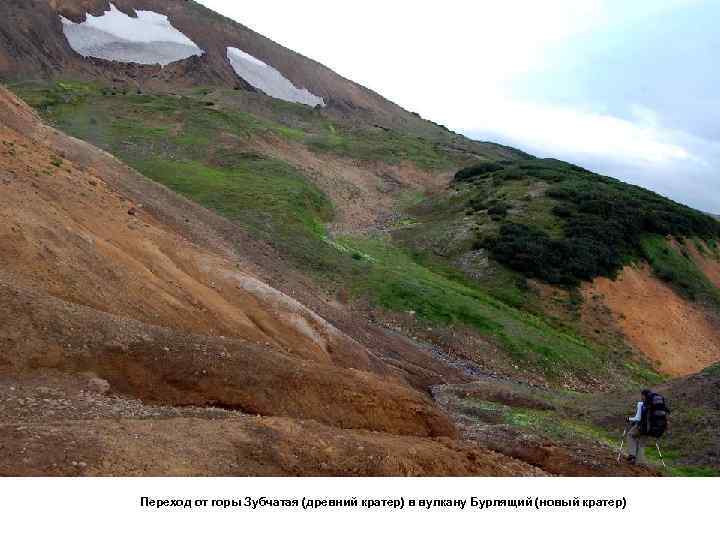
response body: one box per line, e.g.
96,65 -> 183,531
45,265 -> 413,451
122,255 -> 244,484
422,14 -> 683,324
628,401 -> 643,423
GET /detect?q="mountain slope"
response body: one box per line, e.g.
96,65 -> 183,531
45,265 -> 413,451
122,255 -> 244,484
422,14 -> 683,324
1,0 -> 524,155
0,84 -> 655,476
3,84 -> 539,475
9,79 -> 624,390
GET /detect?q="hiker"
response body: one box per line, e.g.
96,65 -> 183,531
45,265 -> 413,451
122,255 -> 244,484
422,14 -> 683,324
625,389 -> 670,465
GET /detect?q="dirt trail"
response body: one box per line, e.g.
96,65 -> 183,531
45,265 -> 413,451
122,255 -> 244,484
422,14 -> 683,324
0,414 -> 545,477
583,265 -> 720,377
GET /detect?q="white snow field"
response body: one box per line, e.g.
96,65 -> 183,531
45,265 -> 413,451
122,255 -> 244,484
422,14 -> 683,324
227,47 -> 325,107
61,3 -> 203,66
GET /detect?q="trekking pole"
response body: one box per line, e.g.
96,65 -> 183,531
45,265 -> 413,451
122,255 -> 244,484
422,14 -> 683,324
655,441 -> 667,469
616,425 -> 628,463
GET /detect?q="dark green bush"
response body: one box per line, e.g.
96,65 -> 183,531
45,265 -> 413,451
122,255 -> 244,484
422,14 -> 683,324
481,223 -> 622,286
487,202 -> 511,218
454,162 -> 505,181
467,197 -> 487,212
498,168 -> 523,181
552,205 -> 574,218
471,158 -> 720,286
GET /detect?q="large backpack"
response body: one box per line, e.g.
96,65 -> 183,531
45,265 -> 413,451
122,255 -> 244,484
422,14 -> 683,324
641,392 -> 669,438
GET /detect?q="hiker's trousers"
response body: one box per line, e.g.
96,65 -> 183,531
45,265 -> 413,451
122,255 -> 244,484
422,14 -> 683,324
627,424 -> 646,464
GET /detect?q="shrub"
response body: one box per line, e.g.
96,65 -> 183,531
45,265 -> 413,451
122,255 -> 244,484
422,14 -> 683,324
454,162 -> 505,182
467,197 -> 487,212
481,223 -> 621,286
498,168 -> 523,181
471,158 -> 720,286
487,202 -> 510,218
552,204 -> 574,218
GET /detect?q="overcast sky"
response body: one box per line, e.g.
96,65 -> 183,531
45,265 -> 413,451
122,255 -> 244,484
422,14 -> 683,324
198,0 -> 719,213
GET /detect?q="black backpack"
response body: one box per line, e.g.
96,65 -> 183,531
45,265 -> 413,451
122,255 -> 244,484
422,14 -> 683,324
641,392 -> 670,438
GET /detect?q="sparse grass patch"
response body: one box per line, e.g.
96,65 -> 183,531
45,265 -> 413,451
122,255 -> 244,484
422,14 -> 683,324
663,465 -> 720,477
334,235 -> 608,380
459,396 -> 616,446
622,361 -> 667,387
307,125 -> 457,170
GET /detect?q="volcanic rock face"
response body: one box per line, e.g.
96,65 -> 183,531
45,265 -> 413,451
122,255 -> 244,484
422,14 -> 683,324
61,3 -> 203,66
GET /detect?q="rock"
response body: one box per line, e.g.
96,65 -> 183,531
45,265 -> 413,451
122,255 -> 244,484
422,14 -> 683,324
86,376 -> 111,395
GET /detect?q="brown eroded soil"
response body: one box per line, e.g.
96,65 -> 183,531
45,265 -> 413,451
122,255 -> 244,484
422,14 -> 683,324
583,265 -> 720,377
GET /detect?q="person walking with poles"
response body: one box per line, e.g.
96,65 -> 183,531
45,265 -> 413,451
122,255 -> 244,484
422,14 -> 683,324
625,391 -> 648,464
623,389 -> 670,465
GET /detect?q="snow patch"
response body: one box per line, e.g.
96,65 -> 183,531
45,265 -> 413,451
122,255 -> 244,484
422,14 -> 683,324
61,3 -> 203,66
227,47 -> 324,107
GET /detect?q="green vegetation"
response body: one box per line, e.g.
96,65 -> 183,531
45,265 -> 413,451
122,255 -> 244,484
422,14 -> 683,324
663,465 -> 720,477
622,361 -> 667,387
456,395 -> 617,446
641,236 -> 720,305
335,236 -> 610,380
409,157 -> 720,294
482,222 -> 621,285
452,380 -> 720,476
469,159 -> 720,286
133,156 -> 333,239
306,125 -> 457,170
10,81 -> 342,263
12,81 -> 466,172
502,404 -> 616,446
454,161 -> 506,181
